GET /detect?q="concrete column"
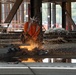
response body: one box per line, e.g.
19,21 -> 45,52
66,2 -> 72,31
0,3 -> 1,23
52,3 -> 56,28
62,2 -> 66,29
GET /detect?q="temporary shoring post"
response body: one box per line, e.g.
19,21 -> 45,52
30,0 -> 42,39
0,3 -> 1,23
62,2 -> 66,29
60,2 -> 76,31
30,0 -> 34,18
48,3 -> 51,28
52,3 -> 56,28
30,0 -> 42,26
66,1 -> 72,31
4,0 -> 23,25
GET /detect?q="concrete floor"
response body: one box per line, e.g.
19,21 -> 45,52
0,62 -> 75,75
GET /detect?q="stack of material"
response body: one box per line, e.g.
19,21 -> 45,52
0,33 -> 22,47
43,28 -> 76,50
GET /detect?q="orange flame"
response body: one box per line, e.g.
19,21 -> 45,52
21,58 -> 35,62
19,40 -> 39,51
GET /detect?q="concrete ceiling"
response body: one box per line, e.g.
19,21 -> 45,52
0,0 -> 76,4
43,0 -> 76,2
25,0 -> 76,2
0,0 -> 16,4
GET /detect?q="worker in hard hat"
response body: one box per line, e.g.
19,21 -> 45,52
21,17 -> 42,47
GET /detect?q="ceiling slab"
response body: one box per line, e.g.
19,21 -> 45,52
43,0 -> 76,2
0,0 -> 16,4
0,0 -> 76,4
25,0 -> 76,2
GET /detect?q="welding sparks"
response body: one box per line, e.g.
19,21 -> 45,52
19,40 -> 39,51
21,58 -> 35,62
19,40 -> 43,62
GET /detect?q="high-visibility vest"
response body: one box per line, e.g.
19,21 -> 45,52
24,22 -> 40,40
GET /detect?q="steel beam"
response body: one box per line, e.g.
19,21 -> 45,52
4,0 -> 23,24
0,44 -> 76,59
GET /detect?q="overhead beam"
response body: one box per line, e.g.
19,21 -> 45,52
4,0 -> 23,23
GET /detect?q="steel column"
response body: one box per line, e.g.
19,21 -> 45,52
30,0 -> 42,39
0,3 -> 1,23
30,0 -> 42,23
62,2 -> 66,29
52,3 -> 56,28
66,2 -> 72,31
30,0 -> 34,18
21,3 -> 24,23
26,3 -> 28,22
48,3 -> 51,28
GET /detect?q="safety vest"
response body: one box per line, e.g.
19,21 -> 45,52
24,22 -> 40,40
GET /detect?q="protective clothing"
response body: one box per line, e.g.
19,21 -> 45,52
24,21 -> 40,41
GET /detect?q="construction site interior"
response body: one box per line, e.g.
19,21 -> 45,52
0,0 -> 76,75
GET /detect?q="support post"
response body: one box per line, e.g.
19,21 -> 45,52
62,2 -> 66,29
30,0 -> 34,18
66,2 -> 72,31
20,3 -> 24,23
52,3 -> 56,28
0,3 -> 1,23
48,3 -> 51,28
30,0 -> 42,37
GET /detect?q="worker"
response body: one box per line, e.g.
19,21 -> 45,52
21,17 -> 41,44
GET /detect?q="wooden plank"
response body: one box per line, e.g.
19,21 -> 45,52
4,0 -> 23,23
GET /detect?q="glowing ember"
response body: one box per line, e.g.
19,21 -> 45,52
19,40 -> 39,51
21,58 -> 35,62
